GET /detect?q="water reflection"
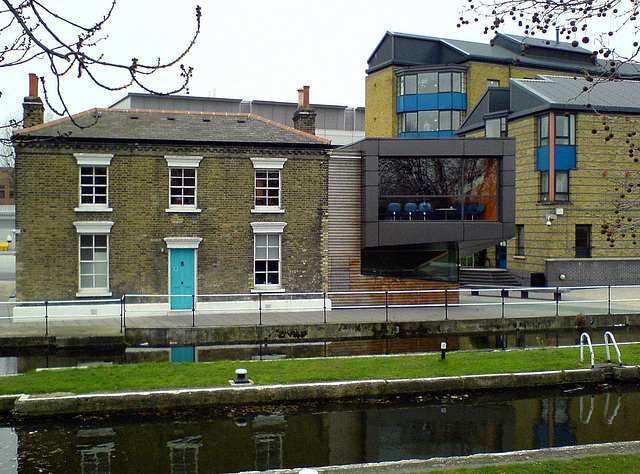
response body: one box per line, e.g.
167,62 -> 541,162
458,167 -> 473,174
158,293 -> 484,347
3,386 -> 640,473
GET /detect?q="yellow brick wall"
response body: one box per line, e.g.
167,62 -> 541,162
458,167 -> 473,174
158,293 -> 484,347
365,68 -> 397,138
466,62 -> 578,113
506,112 -> 640,278
366,62 -> 578,138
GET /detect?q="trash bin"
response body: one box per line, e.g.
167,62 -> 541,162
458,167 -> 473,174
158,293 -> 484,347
530,272 -> 546,287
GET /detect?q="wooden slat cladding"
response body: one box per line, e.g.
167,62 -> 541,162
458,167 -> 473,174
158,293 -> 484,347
328,153 -> 362,293
328,152 -> 459,307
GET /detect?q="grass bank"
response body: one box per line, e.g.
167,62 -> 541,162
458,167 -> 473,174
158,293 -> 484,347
426,452 -> 640,473
0,343 -> 638,395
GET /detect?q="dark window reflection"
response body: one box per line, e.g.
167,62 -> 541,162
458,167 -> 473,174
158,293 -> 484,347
361,242 -> 458,282
379,157 -> 499,221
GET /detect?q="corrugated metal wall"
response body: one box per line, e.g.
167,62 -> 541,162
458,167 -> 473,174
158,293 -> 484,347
328,153 -> 362,292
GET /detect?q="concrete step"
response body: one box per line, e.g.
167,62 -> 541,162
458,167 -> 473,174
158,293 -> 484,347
459,267 -> 521,287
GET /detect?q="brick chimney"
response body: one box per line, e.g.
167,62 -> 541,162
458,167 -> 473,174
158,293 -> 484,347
292,85 -> 316,135
23,74 -> 44,128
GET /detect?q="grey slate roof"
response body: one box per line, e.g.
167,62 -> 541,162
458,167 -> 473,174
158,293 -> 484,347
14,108 -> 331,147
511,75 -> 640,113
458,75 -> 640,135
367,31 -> 639,76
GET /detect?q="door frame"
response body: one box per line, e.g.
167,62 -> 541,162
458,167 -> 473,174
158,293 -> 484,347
164,237 -> 203,310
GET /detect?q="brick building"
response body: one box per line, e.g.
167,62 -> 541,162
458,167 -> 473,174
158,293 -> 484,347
458,75 -> 640,286
13,106 -> 331,304
365,31 -> 637,139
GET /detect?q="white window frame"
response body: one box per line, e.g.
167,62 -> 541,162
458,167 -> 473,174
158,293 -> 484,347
251,222 -> 286,292
73,221 -> 114,297
165,156 -> 203,213
74,153 -> 113,212
251,158 -> 287,214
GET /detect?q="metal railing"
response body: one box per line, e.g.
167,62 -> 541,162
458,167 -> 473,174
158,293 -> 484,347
0,284 -> 639,335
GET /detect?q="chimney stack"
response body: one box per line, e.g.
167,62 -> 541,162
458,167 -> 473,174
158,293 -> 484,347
23,73 -> 44,128
293,85 -> 316,135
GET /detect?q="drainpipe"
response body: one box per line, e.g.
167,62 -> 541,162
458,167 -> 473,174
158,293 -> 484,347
549,112 -> 556,202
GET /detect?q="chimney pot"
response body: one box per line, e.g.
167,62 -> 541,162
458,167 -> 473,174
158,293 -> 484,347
302,85 -> 310,108
29,73 -> 39,97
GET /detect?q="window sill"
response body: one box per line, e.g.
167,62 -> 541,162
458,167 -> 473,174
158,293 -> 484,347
76,289 -> 112,298
75,206 -> 113,213
513,255 -> 526,260
165,207 -> 202,213
251,286 -> 286,293
537,200 -> 571,205
251,207 -> 285,214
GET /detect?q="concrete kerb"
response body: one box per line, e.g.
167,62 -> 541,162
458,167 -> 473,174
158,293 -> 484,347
9,366 -> 640,416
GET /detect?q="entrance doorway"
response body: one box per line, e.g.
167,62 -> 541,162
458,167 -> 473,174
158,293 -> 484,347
164,237 -> 202,311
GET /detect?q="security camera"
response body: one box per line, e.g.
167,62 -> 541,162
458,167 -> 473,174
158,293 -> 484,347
546,219 -> 552,226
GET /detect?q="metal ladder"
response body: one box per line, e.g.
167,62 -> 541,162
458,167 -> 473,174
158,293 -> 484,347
579,331 -> 623,368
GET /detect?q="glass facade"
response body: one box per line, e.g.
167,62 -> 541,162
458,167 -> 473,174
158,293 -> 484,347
379,157 -> 499,221
397,72 -> 466,96
362,242 -> 458,282
397,70 -> 467,137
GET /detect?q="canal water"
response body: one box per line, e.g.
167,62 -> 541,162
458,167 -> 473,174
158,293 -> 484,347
1,385 -> 640,473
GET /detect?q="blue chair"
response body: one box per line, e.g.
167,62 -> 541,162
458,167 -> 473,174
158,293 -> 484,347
403,202 -> 418,220
418,202 -> 431,219
387,202 -> 401,220
464,202 -> 478,220
467,203 -> 486,220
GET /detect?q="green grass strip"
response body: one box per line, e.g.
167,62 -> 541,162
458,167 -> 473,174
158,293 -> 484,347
410,452 -> 640,473
0,343 -> 637,395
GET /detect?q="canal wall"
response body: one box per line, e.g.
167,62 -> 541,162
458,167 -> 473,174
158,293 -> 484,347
6,365 -> 640,416
1,313 -> 637,350
124,313 -> 637,346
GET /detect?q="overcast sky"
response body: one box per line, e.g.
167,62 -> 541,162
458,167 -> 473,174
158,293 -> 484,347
2,0 -> 636,124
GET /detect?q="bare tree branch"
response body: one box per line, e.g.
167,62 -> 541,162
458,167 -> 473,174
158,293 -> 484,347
459,0 -> 640,247
0,0 -> 202,121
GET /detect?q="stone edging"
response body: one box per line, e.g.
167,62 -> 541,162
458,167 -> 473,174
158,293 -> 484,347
6,365 -> 640,416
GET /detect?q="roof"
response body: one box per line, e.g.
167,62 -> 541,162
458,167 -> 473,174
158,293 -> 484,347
13,108 -> 331,146
510,75 -> 640,112
457,87 -> 511,134
366,31 -> 636,75
458,75 -> 640,135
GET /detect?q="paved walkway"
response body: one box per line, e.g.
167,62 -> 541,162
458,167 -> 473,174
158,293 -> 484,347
0,280 -> 638,338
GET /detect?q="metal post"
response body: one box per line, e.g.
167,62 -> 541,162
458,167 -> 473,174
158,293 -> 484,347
501,291 -> 505,319
44,300 -> 49,336
120,295 -> 125,333
259,293 -> 263,325
444,289 -> 448,321
385,291 -> 389,322
323,292 -> 327,324
608,285 -> 612,315
192,294 -> 196,327
555,286 -> 560,317
122,294 -> 127,330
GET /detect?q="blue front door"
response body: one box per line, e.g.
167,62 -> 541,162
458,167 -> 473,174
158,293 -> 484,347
170,248 -> 195,310
496,243 -> 507,269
